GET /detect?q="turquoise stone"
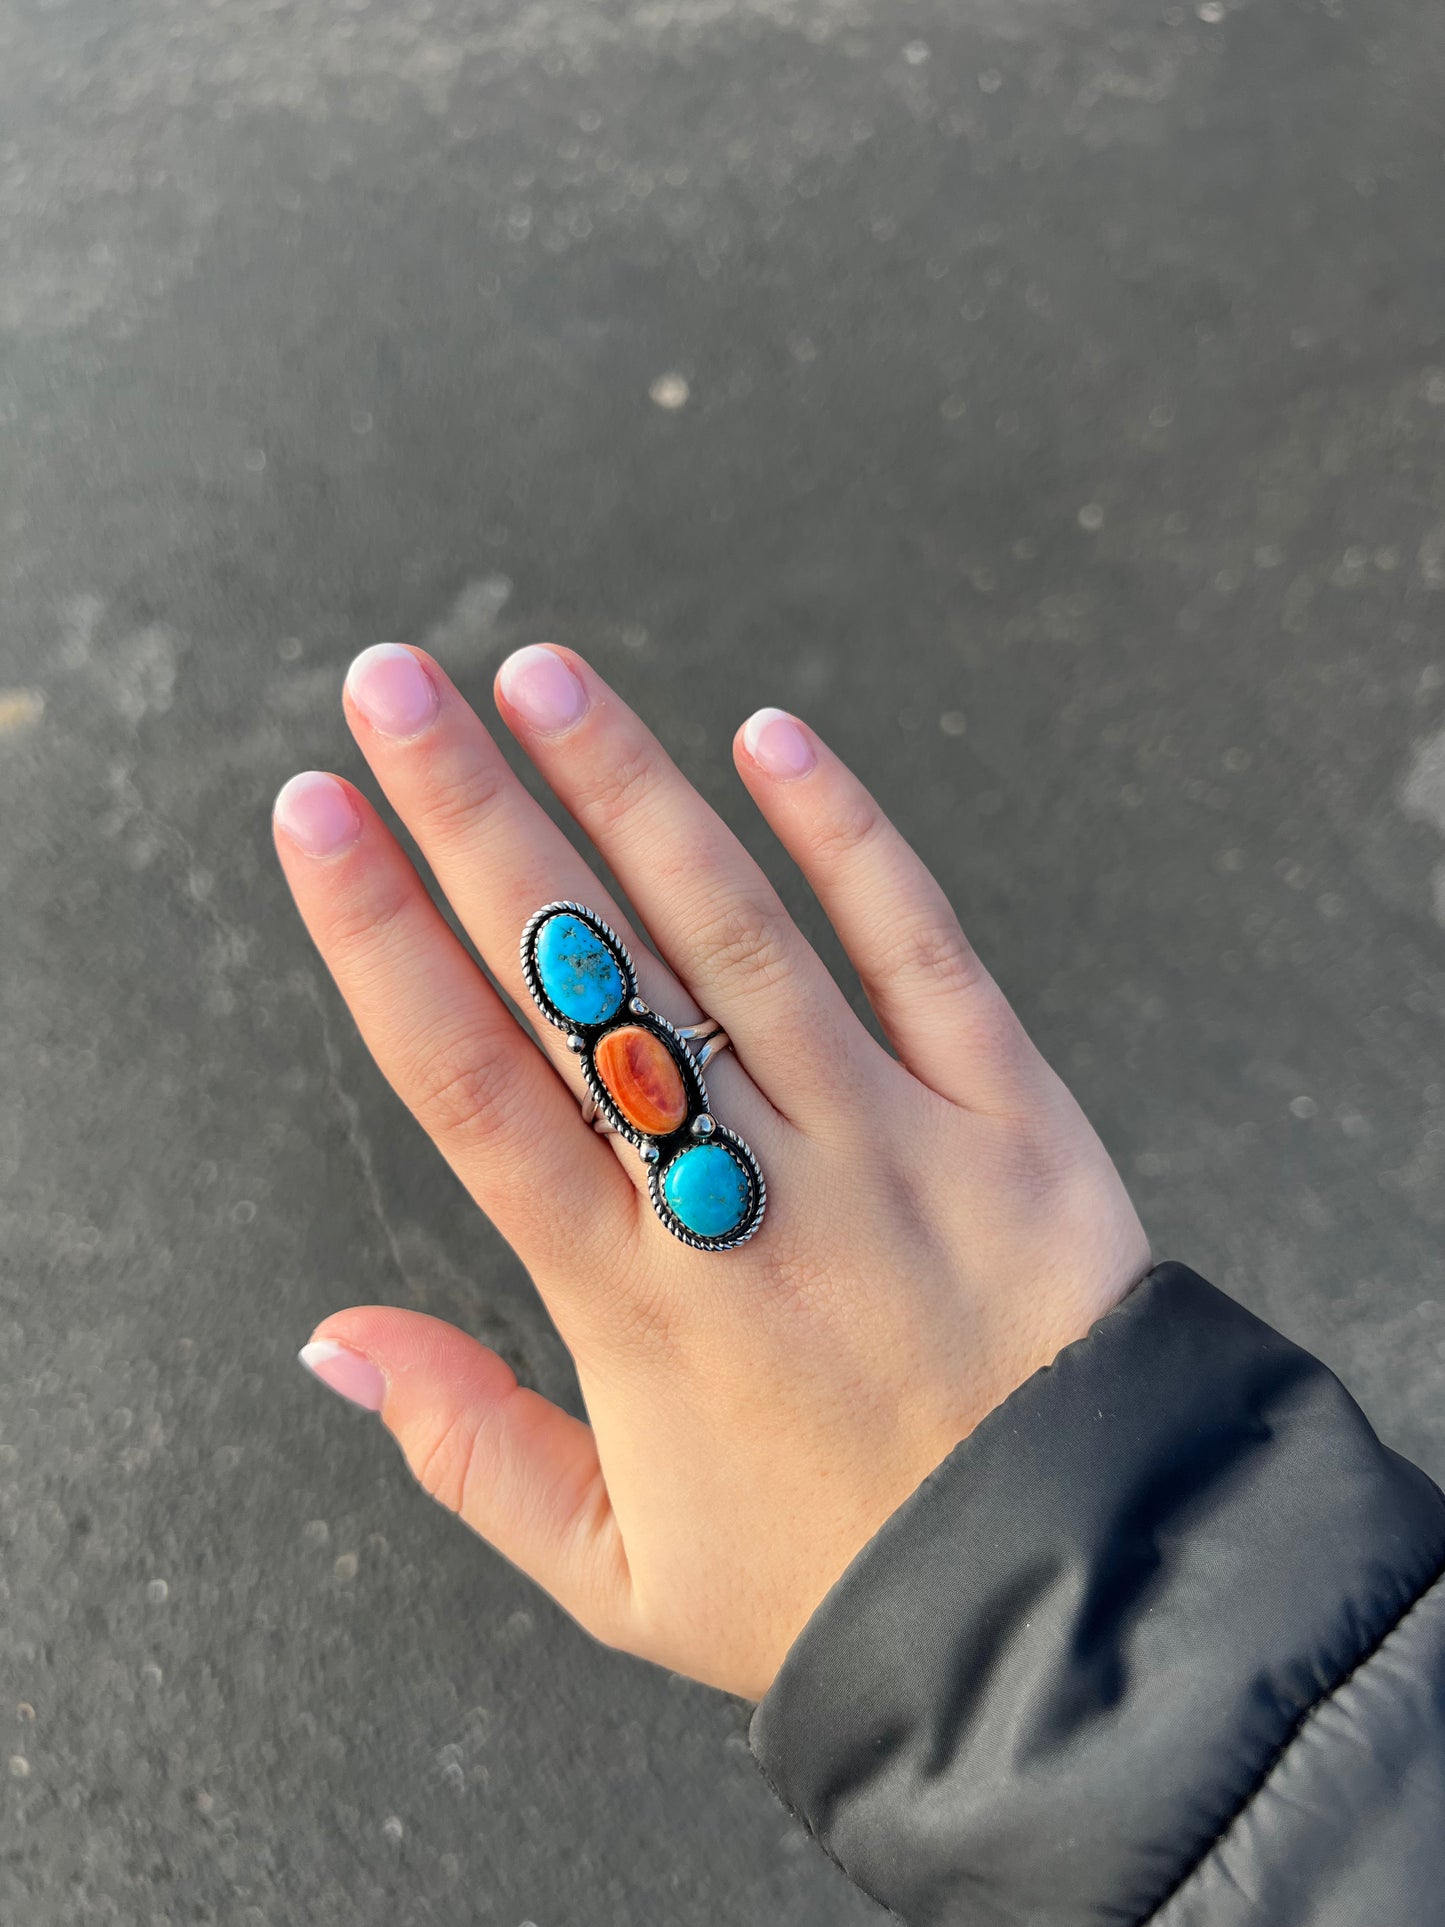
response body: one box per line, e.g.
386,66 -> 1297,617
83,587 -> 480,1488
661,1142 -> 751,1239
534,914 -> 625,1025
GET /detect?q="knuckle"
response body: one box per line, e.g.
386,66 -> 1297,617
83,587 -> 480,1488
688,893 -> 794,1001
978,1110 -> 1077,1215
408,1028 -> 520,1152
747,1223 -> 832,1326
415,754 -> 510,846
322,878 -> 415,957
875,912 -> 985,999
413,1401 -> 488,1513
573,740 -> 661,837
955,979 -> 1031,1071
580,1254 -> 682,1367
807,790 -> 885,870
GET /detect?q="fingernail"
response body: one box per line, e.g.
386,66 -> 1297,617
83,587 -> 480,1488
497,645 -> 589,735
299,1339 -> 387,1412
274,772 -> 362,858
345,644 -> 439,739
742,707 -> 816,780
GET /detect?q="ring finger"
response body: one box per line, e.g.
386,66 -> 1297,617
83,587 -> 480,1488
339,643 -> 776,1159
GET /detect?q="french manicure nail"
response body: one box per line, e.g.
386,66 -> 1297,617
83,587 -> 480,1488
742,707 -> 816,780
274,772 -> 363,858
497,645 -> 589,735
345,643 -> 439,739
298,1339 -> 387,1412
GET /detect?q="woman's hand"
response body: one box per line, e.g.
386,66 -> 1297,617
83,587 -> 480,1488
274,644 -> 1149,1700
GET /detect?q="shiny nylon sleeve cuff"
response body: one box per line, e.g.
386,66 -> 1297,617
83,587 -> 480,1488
749,1263 -> 1445,1927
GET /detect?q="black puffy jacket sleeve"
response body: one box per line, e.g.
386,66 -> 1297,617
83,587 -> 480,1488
749,1263 -> 1445,1927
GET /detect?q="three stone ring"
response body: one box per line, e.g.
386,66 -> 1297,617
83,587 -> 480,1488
520,901 -> 766,1251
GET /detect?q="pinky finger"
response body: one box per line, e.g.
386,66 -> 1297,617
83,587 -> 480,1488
733,709 -> 1036,1112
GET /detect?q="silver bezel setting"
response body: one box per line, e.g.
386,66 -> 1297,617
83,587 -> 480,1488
519,900 -> 767,1250
520,900 -> 639,1033
647,1124 -> 766,1253
577,1004 -> 710,1152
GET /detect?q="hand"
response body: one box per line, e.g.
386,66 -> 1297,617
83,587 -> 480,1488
274,644 -> 1150,1700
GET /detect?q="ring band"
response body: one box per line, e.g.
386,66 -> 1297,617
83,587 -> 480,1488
520,901 -> 766,1251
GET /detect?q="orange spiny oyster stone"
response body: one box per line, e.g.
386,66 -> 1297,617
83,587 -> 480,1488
595,1025 -> 688,1136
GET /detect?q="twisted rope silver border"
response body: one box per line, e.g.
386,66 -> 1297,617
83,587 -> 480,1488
520,899 -> 639,1031
647,1124 -> 767,1253
519,900 -> 767,1250
577,1004 -> 710,1151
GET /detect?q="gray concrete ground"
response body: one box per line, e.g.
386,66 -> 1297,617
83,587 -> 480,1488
4,0 -> 1445,1919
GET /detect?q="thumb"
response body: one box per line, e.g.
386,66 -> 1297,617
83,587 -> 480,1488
299,1306 -> 631,1646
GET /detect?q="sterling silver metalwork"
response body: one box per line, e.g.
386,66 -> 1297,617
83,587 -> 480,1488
580,1020 -> 731,1128
519,899 -> 766,1251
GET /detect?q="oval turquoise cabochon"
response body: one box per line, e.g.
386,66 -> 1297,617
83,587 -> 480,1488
661,1142 -> 751,1240
533,913 -> 626,1026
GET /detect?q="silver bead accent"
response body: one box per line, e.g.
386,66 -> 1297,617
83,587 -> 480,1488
566,1033 -> 586,1053
629,996 -> 650,1015
639,1140 -> 660,1164
691,1113 -> 715,1138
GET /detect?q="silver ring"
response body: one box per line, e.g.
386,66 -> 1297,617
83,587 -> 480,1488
519,901 -> 766,1251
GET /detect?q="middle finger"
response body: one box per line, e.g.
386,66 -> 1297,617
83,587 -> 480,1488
494,644 -> 861,1124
